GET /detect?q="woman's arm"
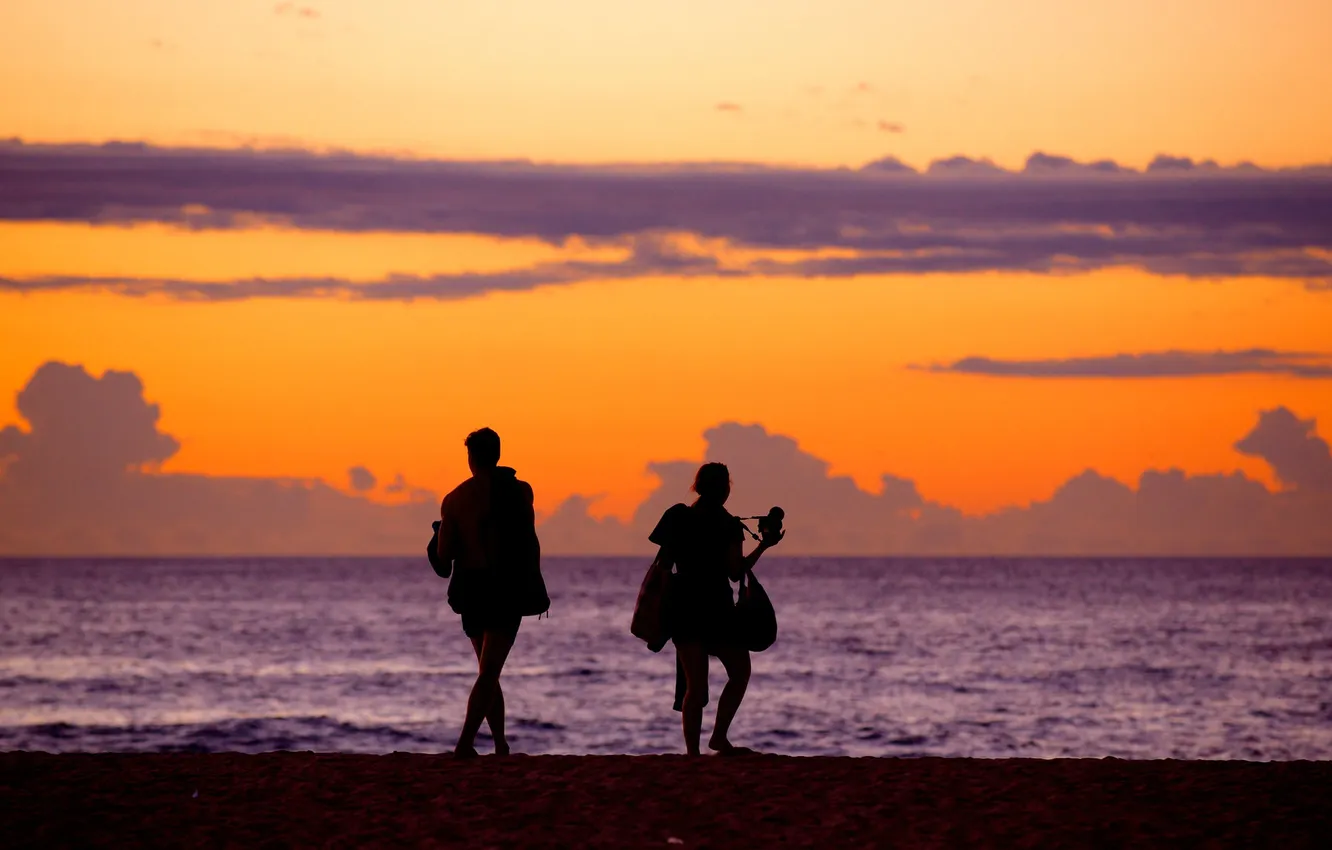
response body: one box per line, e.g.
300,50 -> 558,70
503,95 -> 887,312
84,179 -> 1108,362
727,531 -> 782,581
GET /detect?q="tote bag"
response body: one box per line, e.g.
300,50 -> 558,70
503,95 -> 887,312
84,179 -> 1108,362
735,569 -> 777,652
630,552 -> 673,652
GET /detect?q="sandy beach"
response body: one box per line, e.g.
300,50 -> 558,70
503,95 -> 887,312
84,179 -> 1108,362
3,753 -> 1329,847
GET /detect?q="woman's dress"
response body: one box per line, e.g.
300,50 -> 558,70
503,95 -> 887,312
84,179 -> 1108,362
649,502 -> 744,648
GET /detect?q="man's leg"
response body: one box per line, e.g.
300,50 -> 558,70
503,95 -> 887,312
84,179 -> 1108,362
709,644 -> 751,753
675,641 -> 709,756
456,627 -> 517,757
469,635 -> 509,755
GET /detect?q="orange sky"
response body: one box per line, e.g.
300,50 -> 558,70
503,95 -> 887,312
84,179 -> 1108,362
3,221 -> 1329,516
2,0 -> 1331,525
3,0 -> 1331,168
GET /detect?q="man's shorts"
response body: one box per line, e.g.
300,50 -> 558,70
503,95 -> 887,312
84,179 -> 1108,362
461,608 -> 522,640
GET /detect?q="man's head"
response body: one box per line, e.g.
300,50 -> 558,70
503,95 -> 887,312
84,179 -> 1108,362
465,427 -> 501,473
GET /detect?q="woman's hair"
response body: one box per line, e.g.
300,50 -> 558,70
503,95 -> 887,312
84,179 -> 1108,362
691,462 -> 731,503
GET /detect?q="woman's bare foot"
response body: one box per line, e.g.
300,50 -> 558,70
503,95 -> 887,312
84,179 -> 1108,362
708,737 -> 758,756
494,740 -> 511,756
452,744 -> 479,759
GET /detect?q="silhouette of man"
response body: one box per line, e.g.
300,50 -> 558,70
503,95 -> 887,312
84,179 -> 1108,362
435,427 -> 537,758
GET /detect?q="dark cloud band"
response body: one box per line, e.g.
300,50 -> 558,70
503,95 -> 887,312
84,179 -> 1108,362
916,349 -> 1332,379
2,140 -> 1330,292
0,236 -> 734,301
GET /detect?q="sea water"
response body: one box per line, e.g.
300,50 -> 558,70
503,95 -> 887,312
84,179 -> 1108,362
2,557 -> 1329,759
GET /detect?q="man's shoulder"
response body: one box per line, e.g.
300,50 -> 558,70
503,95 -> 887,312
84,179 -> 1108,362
496,467 -> 534,504
442,477 -> 478,509
514,478 -> 535,503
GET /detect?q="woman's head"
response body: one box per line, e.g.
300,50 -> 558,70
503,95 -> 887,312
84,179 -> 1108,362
691,462 -> 731,505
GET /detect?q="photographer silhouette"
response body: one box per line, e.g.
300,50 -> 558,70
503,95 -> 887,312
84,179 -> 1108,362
647,463 -> 782,756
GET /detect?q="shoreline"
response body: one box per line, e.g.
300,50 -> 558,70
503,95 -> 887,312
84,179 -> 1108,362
4,753 -> 1330,847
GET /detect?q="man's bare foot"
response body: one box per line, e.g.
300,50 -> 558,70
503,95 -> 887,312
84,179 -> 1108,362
452,744 -> 479,759
494,741 -> 511,756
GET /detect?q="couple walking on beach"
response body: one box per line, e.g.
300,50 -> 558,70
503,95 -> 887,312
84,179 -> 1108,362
431,428 -> 784,757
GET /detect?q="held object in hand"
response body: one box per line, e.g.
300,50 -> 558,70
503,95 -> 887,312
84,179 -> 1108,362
426,520 -> 452,578
737,506 -> 784,542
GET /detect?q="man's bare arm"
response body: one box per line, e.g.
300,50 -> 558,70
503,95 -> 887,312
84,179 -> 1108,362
436,499 -> 457,564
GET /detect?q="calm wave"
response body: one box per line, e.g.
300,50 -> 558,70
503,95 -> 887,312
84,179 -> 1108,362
2,557 -> 1330,758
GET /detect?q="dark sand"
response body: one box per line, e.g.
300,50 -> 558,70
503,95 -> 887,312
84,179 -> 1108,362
3,753 -> 1329,848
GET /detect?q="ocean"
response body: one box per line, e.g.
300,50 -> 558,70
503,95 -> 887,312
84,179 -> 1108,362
2,557 -> 1329,759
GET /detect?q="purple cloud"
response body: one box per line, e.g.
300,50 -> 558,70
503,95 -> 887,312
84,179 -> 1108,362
0,363 -> 434,555
0,362 -> 179,482
1,140 -> 1329,292
2,362 -> 1330,554
915,350 -> 1332,379
6,249 -> 1329,304
348,466 -> 376,492
1235,407 -> 1332,492
541,416 -> 1332,556
0,235 -> 733,301
1024,152 -> 1127,175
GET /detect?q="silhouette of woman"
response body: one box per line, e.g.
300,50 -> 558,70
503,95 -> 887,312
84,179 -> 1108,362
649,462 -> 782,755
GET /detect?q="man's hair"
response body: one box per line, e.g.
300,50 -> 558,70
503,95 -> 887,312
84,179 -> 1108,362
465,427 -> 501,467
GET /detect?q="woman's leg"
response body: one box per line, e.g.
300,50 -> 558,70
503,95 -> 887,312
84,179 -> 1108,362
675,640 -> 710,755
456,627 -> 517,757
469,635 -> 509,755
709,644 -> 751,752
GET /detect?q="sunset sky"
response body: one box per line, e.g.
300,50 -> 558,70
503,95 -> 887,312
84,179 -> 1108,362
2,0 -> 1330,553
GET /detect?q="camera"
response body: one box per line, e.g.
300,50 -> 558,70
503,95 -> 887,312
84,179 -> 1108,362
757,507 -> 784,539
738,507 -> 784,542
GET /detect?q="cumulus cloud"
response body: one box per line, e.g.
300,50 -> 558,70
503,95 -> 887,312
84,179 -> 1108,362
2,140 -> 1329,296
916,349 -> 1332,379
348,466 -> 376,492
0,362 -> 179,484
3,362 -> 1330,555
0,363 -> 435,555
858,156 -> 916,174
626,424 -> 937,555
924,155 -> 1007,177
1148,154 -> 1213,172
540,418 -> 1332,556
1235,407 -> 1332,492
1024,152 -> 1127,175
536,495 -> 639,555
